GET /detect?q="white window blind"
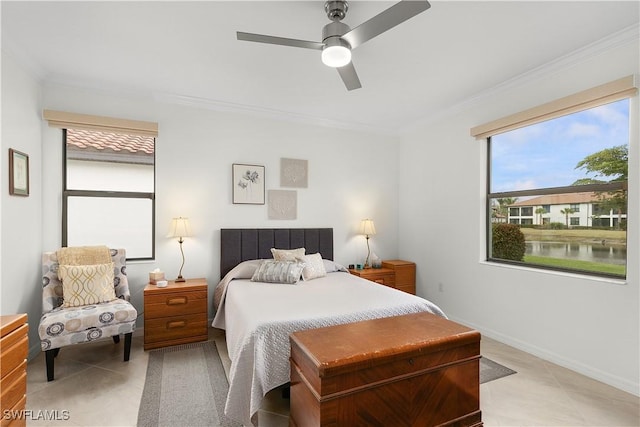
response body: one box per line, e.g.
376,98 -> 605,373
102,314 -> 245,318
471,75 -> 637,140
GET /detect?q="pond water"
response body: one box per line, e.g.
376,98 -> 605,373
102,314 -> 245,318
526,241 -> 627,265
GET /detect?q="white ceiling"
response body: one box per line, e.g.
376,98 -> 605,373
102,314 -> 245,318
2,1 -> 638,134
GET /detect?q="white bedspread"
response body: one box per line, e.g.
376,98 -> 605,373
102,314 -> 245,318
211,261 -> 446,426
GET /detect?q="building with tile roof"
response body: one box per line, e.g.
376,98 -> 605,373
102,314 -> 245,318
66,128 -> 154,165
507,191 -> 626,228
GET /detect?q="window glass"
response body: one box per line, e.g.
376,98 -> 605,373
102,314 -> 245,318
489,99 -> 629,278
64,128 -> 155,260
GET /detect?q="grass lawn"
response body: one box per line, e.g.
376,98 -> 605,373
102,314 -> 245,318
523,255 -> 626,276
520,228 -> 626,244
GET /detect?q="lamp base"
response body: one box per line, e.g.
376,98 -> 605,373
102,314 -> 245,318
174,276 -> 186,283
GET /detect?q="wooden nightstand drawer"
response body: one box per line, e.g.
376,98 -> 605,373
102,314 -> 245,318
349,268 -> 395,287
144,278 -> 208,350
144,313 -> 208,345
144,290 -> 207,319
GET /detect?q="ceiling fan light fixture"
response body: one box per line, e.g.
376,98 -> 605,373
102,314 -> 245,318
321,38 -> 351,68
322,45 -> 351,67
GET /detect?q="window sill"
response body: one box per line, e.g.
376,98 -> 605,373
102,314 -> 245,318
479,260 -> 628,286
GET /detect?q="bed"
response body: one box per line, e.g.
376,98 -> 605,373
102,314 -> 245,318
211,228 -> 446,426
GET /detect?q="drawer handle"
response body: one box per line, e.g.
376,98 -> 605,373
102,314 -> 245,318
167,297 -> 187,305
167,320 -> 186,329
408,358 -> 414,365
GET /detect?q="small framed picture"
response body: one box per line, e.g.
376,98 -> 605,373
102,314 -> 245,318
232,163 -> 265,204
9,148 -> 29,196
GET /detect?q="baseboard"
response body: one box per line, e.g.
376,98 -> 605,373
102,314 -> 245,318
450,316 -> 640,397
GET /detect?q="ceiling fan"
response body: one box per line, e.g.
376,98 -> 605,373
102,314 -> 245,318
237,0 -> 431,91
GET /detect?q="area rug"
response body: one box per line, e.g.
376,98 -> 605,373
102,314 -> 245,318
137,341 -> 241,427
480,356 -> 517,384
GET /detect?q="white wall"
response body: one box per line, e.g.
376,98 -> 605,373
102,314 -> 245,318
398,40 -> 639,395
39,83 -> 400,351
0,51 -> 43,352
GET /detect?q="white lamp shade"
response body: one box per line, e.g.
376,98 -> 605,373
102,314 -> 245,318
168,217 -> 192,238
322,45 -> 351,68
360,219 -> 376,236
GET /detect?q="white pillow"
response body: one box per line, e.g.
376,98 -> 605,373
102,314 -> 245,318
251,260 -> 305,284
59,263 -> 117,307
298,253 -> 327,281
271,247 -> 305,261
323,259 -> 348,273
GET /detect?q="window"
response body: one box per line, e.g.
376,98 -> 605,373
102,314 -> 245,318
43,110 -> 158,261
476,76 -> 634,279
63,128 -> 156,260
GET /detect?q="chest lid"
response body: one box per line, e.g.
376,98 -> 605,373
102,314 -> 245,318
290,312 -> 479,378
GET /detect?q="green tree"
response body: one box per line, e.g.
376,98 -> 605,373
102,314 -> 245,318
494,197 -> 518,218
535,207 -> 546,226
492,223 -> 526,261
574,145 -> 627,229
560,208 -> 575,228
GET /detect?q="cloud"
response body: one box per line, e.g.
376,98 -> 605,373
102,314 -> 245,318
565,122 -> 601,138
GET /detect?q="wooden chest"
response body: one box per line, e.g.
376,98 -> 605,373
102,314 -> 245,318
289,312 -> 482,427
144,278 -> 208,350
1,314 -> 28,427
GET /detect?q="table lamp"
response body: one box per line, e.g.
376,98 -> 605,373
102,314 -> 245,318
169,217 -> 192,282
360,219 -> 376,268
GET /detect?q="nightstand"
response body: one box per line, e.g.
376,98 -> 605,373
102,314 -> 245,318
382,260 -> 416,295
143,278 -> 208,350
349,260 -> 416,295
348,267 -> 396,288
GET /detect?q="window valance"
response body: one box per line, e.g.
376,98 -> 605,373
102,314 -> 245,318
470,75 -> 637,140
43,110 -> 158,137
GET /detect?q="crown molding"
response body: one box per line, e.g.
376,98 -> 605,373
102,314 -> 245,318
152,92 -> 399,137
40,76 -> 398,137
401,22 -> 640,135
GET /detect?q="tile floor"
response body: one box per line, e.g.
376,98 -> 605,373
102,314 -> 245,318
25,329 -> 639,426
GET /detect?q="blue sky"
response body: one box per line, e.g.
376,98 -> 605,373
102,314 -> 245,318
491,98 -> 629,193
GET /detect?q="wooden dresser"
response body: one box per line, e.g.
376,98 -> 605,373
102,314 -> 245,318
1,314 -> 28,427
144,278 -> 208,350
349,259 -> 416,294
290,312 -> 482,427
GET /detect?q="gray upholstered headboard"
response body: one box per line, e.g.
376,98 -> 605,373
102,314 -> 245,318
220,228 -> 333,279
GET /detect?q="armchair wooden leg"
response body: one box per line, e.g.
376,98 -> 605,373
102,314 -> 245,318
124,332 -> 132,362
112,335 -> 120,344
45,349 -> 56,381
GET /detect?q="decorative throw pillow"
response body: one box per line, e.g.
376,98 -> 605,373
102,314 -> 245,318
59,263 -> 117,308
298,253 -> 327,281
271,247 -> 305,261
251,260 -> 305,284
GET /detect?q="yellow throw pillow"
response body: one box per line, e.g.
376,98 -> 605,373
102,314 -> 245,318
59,263 -> 117,308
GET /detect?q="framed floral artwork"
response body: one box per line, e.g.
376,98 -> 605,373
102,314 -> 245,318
233,163 -> 265,204
9,148 -> 29,196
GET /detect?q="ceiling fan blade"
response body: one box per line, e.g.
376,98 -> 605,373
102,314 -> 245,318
337,62 -> 362,91
237,32 -> 324,50
341,0 -> 431,49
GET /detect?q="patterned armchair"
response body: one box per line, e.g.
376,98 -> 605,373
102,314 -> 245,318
39,248 -> 137,381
